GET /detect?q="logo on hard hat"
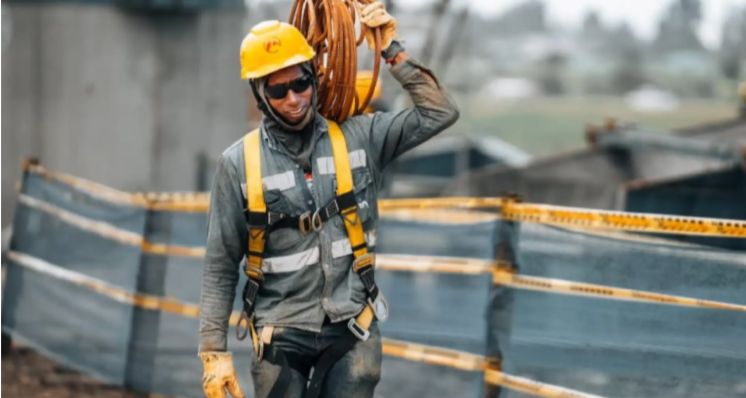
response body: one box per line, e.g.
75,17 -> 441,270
265,38 -> 282,54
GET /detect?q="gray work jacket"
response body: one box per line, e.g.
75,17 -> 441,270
199,58 -> 459,352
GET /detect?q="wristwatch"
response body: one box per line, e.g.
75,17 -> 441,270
381,40 -> 405,63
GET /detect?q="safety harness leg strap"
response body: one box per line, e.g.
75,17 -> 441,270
304,334 -> 358,397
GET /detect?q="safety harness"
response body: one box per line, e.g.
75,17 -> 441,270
236,120 -> 388,398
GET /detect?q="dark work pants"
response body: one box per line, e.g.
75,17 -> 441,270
251,320 -> 382,398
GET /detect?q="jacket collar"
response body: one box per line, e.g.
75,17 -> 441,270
260,112 -> 328,154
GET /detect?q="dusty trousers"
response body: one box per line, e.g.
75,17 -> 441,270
251,319 -> 382,398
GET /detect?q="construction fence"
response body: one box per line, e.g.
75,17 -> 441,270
2,162 -> 746,397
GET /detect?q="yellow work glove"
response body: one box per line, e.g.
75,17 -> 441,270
359,1 -> 397,50
199,351 -> 245,398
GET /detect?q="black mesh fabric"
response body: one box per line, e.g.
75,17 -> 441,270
3,168 -> 745,398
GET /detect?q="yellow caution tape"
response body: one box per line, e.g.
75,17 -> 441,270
16,192 -> 746,313
493,269 -> 746,312
378,197 -> 507,211
379,254 -> 746,313
502,201 -> 746,238
548,225 -> 710,247
8,249 -> 605,398
25,164 -> 209,212
17,194 -> 746,313
24,164 -> 149,207
382,338 -> 606,398
381,337 -> 490,372
18,194 -> 144,246
139,241 -> 205,258
26,163 -> 746,238
10,249 -> 612,398
484,369 -> 605,398
380,208 -> 499,224
379,199 -> 746,238
19,194 -> 500,264
18,194 -> 206,258
6,251 -> 202,319
10,251 -> 487,372
376,254 -> 503,275
378,255 -> 746,313
26,164 -> 505,214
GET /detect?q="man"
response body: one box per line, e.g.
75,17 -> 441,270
198,2 -> 459,398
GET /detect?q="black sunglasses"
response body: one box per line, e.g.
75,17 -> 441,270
265,75 -> 313,100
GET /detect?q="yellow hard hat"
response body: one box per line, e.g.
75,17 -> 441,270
240,20 -> 315,80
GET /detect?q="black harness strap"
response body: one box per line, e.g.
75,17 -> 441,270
262,346 -> 293,398
356,265 -> 379,300
314,191 -> 357,224
304,334 -> 358,398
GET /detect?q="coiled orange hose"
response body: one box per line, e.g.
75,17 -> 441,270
289,0 -> 382,123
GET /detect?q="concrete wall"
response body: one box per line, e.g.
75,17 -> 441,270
2,3 -> 268,225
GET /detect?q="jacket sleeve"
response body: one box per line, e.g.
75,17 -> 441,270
363,57 -> 460,173
198,154 -> 247,352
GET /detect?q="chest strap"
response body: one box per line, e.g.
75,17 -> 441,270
247,190 -> 355,235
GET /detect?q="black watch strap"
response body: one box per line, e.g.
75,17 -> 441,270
381,40 -> 405,61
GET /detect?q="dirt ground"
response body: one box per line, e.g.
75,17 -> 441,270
2,339 -> 145,398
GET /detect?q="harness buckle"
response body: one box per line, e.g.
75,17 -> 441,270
347,317 -> 371,341
298,212 -> 313,234
323,200 -> 340,219
311,210 -> 324,231
352,253 -> 375,272
267,211 -> 285,225
236,311 -> 253,341
368,294 -> 389,322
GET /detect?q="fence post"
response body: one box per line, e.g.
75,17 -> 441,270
484,199 -> 520,397
124,209 -> 170,395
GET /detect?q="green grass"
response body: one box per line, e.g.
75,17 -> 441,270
453,96 -> 740,156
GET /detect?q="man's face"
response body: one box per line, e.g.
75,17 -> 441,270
266,65 -> 313,125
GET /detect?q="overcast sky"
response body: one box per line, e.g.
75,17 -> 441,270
396,0 -> 746,49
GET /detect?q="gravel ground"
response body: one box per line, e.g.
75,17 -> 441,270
2,339 -> 148,398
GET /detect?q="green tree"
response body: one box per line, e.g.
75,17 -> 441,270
610,23 -> 646,93
654,0 -> 704,53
